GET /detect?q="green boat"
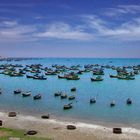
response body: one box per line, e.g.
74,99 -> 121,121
91,76 -> 103,81
118,75 -> 135,80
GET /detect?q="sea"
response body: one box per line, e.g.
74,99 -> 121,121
0,58 -> 140,128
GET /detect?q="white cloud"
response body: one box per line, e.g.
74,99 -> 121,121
104,4 -> 140,17
0,20 -> 93,42
82,15 -> 107,32
83,15 -> 140,41
0,19 -> 94,42
35,22 -> 93,41
0,20 -> 17,27
102,19 -> 140,41
0,21 -> 37,42
1,10 -> 140,43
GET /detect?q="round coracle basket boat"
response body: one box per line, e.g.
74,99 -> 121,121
8,112 -> 17,117
67,125 -> 76,130
26,130 -> 38,135
113,128 -> 122,134
41,114 -> 50,119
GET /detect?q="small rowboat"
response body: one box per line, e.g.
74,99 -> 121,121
54,92 -> 62,97
22,91 -> 31,97
90,98 -> 96,104
63,103 -> 73,110
110,100 -> 115,107
126,98 -> 132,105
61,94 -> 67,99
113,128 -> 122,134
33,94 -> 41,100
91,76 -> 103,81
71,87 -> 76,92
14,89 -> 22,94
68,95 -> 75,100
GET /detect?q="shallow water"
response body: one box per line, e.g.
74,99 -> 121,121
0,58 -> 140,127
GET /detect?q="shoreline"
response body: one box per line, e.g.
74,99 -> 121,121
0,107 -> 139,129
0,111 -> 140,140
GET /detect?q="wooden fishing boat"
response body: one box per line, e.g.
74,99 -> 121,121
10,73 -> 24,77
110,100 -> 115,107
113,128 -> 122,134
71,87 -> 76,92
61,94 -> 67,99
63,103 -> 72,110
58,75 -> 66,79
77,71 -> 83,74
66,76 -> 80,80
118,75 -> 135,80
33,76 -> 47,80
91,76 -> 103,81
45,72 -> 57,75
41,114 -> 50,119
54,92 -> 62,97
93,69 -> 104,75
8,112 -> 17,117
14,89 -> 22,94
90,98 -> 96,103
126,98 -> 132,105
22,91 -> 31,97
26,130 -> 37,135
110,75 -> 118,78
68,95 -> 75,100
26,75 -> 34,78
33,94 -> 41,100
67,125 -> 76,130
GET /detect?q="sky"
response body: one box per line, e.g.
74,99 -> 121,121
0,0 -> 140,58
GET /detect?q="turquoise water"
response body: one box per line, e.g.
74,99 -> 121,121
0,58 -> 140,127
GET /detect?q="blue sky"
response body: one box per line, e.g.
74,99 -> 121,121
0,0 -> 140,58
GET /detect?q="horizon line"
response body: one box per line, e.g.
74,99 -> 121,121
1,57 -> 140,59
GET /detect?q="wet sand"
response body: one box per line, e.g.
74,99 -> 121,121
0,111 -> 140,140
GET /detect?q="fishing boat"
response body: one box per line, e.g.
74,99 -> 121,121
67,125 -> 76,130
71,87 -> 76,92
113,128 -> 122,134
90,98 -> 96,103
77,71 -> 83,74
63,103 -> 73,110
33,75 -> 47,80
33,94 -> 41,100
66,75 -> 80,80
126,98 -> 132,105
41,114 -> 50,119
54,92 -> 62,97
26,75 -> 34,78
9,72 -> 24,77
14,89 -> 22,94
22,91 -> 31,97
61,94 -> 67,99
93,69 -> 104,75
110,75 -> 118,78
134,70 -> 139,75
45,71 -> 57,75
68,95 -> 75,100
110,100 -> 115,107
91,76 -> 103,81
58,75 -> 66,79
117,75 -> 135,80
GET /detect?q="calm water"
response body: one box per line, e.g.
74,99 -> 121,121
0,58 -> 140,127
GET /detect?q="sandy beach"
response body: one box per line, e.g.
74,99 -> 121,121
0,111 -> 140,140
